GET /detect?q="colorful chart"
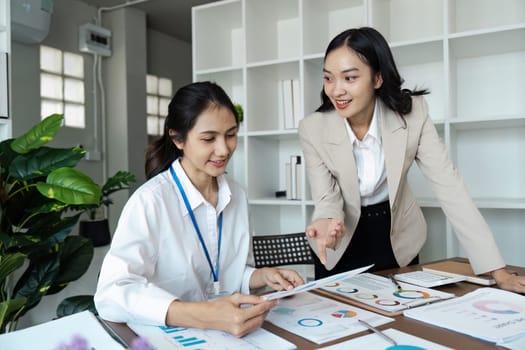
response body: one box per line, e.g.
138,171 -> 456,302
393,290 -> 431,299
336,287 -> 358,293
272,307 -> 295,315
297,318 -> 323,327
376,299 -> 401,306
355,293 -> 378,299
473,300 -> 523,314
325,282 -> 340,287
331,310 -> 357,318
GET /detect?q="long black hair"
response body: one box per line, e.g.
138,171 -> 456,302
316,27 -> 428,115
145,81 -> 239,179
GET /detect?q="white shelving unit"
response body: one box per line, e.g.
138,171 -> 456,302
0,0 -> 11,141
192,0 -> 525,267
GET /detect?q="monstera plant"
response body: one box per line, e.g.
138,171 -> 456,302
0,114 -> 101,333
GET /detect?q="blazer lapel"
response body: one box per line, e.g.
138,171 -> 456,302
380,100 -> 408,205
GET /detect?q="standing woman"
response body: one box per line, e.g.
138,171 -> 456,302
95,81 -> 303,337
298,27 -> 525,293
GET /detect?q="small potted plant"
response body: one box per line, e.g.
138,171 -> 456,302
78,170 -> 136,247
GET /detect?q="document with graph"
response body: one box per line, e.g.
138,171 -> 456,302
265,291 -> 393,344
404,287 -> 525,344
317,272 -> 455,315
128,323 -> 296,350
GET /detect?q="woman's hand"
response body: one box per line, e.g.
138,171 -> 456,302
250,267 -> 304,291
306,218 -> 345,265
491,268 -> 525,294
166,294 -> 277,338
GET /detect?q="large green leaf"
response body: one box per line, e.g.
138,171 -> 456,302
13,257 -> 60,313
56,295 -> 96,318
9,146 -> 85,181
0,139 -> 17,173
0,252 -> 26,281
0,298 -> 27,333
51,236 -> 93,289
36,168 -> 101,205
10,114 -> 64,154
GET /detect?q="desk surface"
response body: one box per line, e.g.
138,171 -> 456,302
107,257 -> 524,349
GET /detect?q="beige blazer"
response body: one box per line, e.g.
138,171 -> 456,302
298,96 -> 504,274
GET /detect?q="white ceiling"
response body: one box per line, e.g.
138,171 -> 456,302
79,0 -> 219,42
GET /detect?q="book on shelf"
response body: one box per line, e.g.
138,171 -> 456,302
279,79 -> 294,129
316,272 -> 455,316
422,260 -> 496,286
285,161 -> 292,200
291,79 -> 302,128
278,79 -> 301,130
285,155 -> 302,200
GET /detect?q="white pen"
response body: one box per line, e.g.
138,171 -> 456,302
358,319 -> 397,345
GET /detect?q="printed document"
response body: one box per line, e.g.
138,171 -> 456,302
404,287 -> 525,344
265,291 -> 393,344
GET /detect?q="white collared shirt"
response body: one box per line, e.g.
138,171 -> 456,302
95,159 -> 255,326
344,101 -> 389,206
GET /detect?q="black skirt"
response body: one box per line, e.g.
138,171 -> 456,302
314,200 -> 418,279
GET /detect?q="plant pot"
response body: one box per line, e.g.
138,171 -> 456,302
79,219 -> 111,247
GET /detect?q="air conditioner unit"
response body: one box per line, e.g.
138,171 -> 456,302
11,0 -> 54,44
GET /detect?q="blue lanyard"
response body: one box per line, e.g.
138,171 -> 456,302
170,166 -> 223,283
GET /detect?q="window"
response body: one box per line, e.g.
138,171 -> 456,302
40,46 -> 85,128
146,74 -> 172,137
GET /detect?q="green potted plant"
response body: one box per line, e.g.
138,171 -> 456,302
0,114 -> 101,333
77,170 -> 136,247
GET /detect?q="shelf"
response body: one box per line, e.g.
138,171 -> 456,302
371,0 -> 443,43
192,0 -> 243,71
302,0 -> 365,56
449,0 -> 525,34
449,116 -> 525,130
193,0 -> 525,264
246,61 -> 299,132
450,27 -> 525,120
453,126 -> 525,200
246,129 -> 297,139
194,68 -> 244,107
245,0 -> 299,63
250,198 -> 303,206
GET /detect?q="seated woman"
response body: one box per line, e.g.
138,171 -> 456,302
95,81 -> 304,337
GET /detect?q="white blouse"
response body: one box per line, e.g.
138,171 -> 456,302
94,159 -> 255,326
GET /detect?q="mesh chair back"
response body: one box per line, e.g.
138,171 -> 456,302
253,232 -> 314,268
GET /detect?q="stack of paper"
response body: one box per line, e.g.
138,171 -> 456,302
404,287 -> 525,346
0,311 -> 125,349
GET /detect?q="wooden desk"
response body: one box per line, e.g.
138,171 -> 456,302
107,257 -> 524,349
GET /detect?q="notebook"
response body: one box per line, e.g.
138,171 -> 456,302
422,260 -> 496,286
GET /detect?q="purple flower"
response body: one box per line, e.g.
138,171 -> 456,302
130,336 -> 154,350
70,335 -> 89,350
55,334 -> 90,350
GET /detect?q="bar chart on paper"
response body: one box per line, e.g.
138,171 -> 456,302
128,323 -> 296,350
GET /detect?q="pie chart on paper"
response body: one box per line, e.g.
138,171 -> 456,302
331,309 -> 357,318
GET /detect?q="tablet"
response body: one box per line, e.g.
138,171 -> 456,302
393,270 -> 466,288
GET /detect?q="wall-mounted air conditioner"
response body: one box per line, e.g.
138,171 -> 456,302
11,0 -> 54,44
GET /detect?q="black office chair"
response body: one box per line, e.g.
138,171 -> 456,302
252,232 -> 314,268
